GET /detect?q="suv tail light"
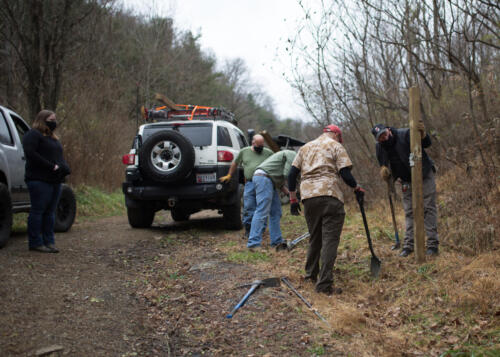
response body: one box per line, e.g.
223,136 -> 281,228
217,150 -> 234,162
122,154 -> 135,165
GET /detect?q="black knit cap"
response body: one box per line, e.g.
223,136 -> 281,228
371,124 -> 387,140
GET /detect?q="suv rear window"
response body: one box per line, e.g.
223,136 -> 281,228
217,126 -> 233,147
143,123 -> 213,146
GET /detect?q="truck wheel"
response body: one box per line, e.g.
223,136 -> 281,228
223,189 -> 243,230
0,183 -> 12,248
171,207 -> 190,222
54,184 -> 77,232
140,130 -> 195,183
127,207 -> 155,228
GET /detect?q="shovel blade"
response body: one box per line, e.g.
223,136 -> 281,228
260,277 -> 281,287
370,257 -> 381,278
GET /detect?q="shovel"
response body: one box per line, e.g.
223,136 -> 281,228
387,179 -> 401,250
226,277 -> 281,318
355,193 -> 382,278
285,232 -> 310,251
281,277 -> 330,327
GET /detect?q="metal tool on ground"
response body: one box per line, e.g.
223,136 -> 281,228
387,179 -> 401,250
226,277 -> 281,318
355,194 -> 382,278
286,232 -> 310,251
281,277 -> 330,327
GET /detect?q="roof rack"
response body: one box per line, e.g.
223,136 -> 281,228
144,104 -> 236,125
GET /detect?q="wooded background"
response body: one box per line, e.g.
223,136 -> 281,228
0,0 -> 498,253
285,0 -> 499,253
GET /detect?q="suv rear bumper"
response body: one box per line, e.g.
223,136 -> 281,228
122,181 -> 230,201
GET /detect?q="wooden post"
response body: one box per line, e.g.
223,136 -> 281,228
409,87 -> 425,263
259,130 -> 281,153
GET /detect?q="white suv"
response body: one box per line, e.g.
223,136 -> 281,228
122,105 -> 247,229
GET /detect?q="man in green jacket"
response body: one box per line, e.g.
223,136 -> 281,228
220,134 -> 273,237
247,150 -> 296,249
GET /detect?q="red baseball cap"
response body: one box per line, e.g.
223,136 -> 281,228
323,124 -> 343,143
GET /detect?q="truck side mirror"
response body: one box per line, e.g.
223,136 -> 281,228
247,129 -> 255,145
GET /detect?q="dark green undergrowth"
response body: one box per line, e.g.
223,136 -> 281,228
74,185 -> 125,220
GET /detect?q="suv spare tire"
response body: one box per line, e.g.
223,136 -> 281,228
140,130 -> 195,183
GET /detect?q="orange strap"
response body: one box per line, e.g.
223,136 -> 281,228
189,106 -> 198,120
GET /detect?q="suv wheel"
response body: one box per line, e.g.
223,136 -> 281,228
54,184 -> 77,232
223,188 -> 243,230
140,130 -> 195,183
127,207 -> 155,228
171,207 -> 190,222
0,183 -> 12,248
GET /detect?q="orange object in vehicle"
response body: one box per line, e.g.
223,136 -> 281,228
189,106 -> 198,120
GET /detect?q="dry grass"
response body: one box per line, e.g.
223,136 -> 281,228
437,163 -> 499,255
135,169 -> 499,355
231,199 -> 500,356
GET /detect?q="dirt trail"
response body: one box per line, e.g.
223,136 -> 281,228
0,214 -> 175,356
2,209 -> 498,356
0,212 -> 331,356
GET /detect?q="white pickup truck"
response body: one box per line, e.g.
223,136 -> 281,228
0,105 -> 76,247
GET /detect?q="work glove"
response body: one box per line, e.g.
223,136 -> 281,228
417,120 -> 426,137
380,166 -> 391,182
290,199 -> 301,216
219,174 -> 232,183
354,186 -> 366,205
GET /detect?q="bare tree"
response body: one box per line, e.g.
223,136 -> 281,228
0,0 -> 106,119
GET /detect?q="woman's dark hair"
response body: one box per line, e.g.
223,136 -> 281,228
32,110 -> 57,139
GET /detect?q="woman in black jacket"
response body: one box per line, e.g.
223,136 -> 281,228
23,110 -> 70,253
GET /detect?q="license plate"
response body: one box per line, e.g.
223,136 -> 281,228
196,172 -> 217,183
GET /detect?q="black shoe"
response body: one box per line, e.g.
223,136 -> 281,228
274,240 -> 288,251
29,245 -> 52,253
316,286 -> 342,296
45,244 -> 59,253
426,247 -> 439,256
302,275 -> 317,284
248,245 -> 262,252
399,248 -> 413,257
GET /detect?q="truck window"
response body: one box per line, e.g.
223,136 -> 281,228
0,111 -> 13,146
234,130 -> 248,148
11,115 -> 29,142
143,123 -> 213,147
217,126 -> 232,147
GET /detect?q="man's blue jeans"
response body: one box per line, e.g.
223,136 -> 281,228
27,181 -> 62,248
247,175 -> 283,247
242,181 -> 256,227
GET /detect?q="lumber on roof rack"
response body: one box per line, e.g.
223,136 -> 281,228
155,93 -> 181,110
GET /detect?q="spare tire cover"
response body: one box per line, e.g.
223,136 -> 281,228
139,130 -> 195,183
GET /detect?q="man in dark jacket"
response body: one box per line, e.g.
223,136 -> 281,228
372,123 -> 439,257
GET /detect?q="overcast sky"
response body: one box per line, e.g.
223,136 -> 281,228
120,0 -> 309,120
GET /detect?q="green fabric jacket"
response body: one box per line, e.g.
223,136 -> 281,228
256,150 -> 296,188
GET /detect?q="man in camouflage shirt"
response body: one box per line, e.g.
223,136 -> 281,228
288,125 -> 364,295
